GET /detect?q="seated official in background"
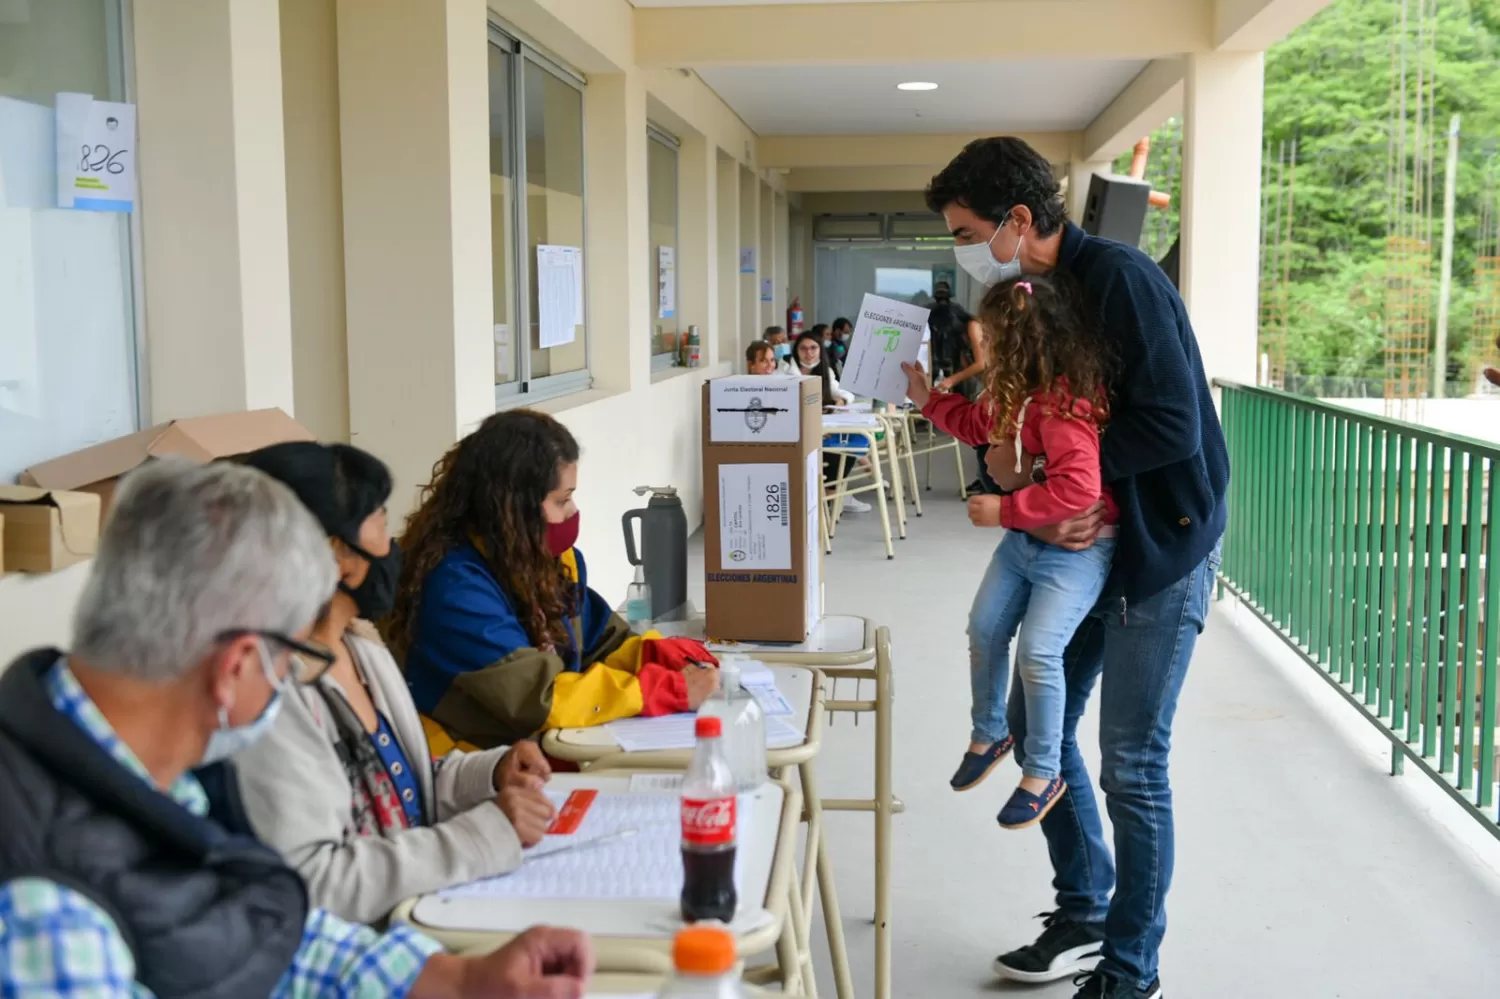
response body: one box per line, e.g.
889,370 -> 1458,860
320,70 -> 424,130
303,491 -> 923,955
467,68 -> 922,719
746,339 -> 778,374
0,458 -> 592,999
388,410 -> 720,753
232,441 -> 558,926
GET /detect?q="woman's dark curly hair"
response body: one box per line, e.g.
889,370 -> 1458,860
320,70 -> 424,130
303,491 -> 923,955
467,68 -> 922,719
924,136 -> 1067,235
978,274 -> 1114,441
384,409 -> 580,660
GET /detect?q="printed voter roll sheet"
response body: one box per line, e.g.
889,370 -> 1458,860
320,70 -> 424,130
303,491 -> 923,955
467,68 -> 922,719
709,375 -> 801,443
839,293 -> 931,403
718,462 -> 791,570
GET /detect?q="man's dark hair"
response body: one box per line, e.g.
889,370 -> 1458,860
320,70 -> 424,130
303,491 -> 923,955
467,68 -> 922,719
924,136 -> 1067,236
746,339 -> 772,365
831,317 -> 852,333
810,323 -> 829,338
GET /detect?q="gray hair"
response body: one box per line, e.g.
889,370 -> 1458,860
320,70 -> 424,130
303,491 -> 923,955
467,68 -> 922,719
72,457 -> 338,681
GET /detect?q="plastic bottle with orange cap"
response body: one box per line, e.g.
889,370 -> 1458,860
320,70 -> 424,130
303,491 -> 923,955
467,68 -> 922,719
658,926 -> 748,998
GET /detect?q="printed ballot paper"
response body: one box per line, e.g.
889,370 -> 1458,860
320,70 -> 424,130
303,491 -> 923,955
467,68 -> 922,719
838,293 -> 931,403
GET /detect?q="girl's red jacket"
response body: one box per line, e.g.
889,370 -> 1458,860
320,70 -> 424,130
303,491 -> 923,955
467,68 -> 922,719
923,390 -> 1121,532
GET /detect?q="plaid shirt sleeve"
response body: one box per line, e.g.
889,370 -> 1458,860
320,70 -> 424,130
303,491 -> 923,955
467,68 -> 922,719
275,909 -> 444,999
0,877 -> 139,997
1,878 -> 442,999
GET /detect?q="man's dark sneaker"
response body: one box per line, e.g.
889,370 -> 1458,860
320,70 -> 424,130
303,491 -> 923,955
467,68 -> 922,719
991,911 -> 1103,983
1072,970 -> 1163,998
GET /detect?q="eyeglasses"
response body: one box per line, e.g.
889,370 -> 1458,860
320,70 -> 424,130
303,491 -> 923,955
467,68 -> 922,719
215,629 -> 337,685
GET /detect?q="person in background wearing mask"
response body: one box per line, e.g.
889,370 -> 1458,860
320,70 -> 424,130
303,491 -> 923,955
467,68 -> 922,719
0,458 -> 593,999
390,410 -> 721,754
765,325 -> 793,367
828,317 -> 853,374
231,442 -> 557,926
927,136 -> 1226,999
746,339 -> 778,375
927,280 -> 994,494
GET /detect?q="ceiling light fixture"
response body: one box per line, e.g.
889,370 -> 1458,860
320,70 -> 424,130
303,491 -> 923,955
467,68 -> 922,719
897,81 -> 939,92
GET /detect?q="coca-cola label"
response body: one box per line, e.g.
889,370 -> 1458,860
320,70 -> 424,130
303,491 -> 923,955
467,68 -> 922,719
681,795 -> 737,846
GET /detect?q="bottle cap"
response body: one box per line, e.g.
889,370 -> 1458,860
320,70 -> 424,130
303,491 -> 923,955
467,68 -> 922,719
695,716 -> 722,738
672,926 -> 736,975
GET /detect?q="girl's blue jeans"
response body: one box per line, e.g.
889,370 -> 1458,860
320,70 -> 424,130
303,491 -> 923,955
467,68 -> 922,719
968,529 -> 1116,780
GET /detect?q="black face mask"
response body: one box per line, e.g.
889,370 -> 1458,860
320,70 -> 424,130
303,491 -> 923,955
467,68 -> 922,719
340,539 -> 402,621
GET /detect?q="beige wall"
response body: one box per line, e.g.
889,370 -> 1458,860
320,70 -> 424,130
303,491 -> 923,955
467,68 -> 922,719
280,0 -> 349,442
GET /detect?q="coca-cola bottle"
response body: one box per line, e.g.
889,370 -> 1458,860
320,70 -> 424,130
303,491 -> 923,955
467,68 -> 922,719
680,715 -> 738,923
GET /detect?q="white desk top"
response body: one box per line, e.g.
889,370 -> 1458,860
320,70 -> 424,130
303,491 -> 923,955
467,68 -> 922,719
649,610 -> 873,664
547,666 -> 813,761
407,774 -> 784,941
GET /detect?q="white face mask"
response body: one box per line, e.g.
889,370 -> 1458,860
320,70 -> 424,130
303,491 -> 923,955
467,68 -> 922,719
199,639 -> 285,765
955,218 -> 1023,288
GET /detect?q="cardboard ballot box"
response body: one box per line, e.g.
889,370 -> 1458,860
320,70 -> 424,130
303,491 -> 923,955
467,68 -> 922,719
21,408 -> 314,517
0,486 -> 101,573
702,375 -> 824,643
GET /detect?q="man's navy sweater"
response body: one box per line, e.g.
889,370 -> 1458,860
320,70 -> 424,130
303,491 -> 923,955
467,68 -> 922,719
1053,222 -> 1229,603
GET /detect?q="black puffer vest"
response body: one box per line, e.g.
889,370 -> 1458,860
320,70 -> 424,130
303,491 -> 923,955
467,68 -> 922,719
0,649 -> 308,998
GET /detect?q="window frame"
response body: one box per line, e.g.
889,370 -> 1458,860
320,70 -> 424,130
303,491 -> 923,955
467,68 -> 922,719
646,122 -> 681,374
489,22 -> 592,407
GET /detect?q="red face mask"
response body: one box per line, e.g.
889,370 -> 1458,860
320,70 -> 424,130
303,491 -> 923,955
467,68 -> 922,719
546,511 -> 580,557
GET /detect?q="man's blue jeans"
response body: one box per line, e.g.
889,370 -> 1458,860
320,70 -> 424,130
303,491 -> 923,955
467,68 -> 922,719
969,531 -> 1116,780
1007,540 -> 1222,988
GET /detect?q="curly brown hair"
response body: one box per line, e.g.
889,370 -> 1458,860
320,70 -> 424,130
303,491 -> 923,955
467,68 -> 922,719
978,274 -> 1113,441
383,409 -> 580,661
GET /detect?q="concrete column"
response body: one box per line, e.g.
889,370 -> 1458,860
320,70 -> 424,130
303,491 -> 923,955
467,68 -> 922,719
677,133 -> 717,366
739,165 -> 759,346
336,0 -> 492,515
716,151 -> 740,368
132,0 -> 294,421
1068,159 -> 1114,222
584,71 -> 651,393
758,179 -> 774,330
1180,51 -> 1264,390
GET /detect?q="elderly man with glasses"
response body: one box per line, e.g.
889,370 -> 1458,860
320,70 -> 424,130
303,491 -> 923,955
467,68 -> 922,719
0,458 -> 592,999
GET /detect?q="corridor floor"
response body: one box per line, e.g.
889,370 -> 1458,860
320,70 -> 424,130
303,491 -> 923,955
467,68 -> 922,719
690,454 -> 1500,998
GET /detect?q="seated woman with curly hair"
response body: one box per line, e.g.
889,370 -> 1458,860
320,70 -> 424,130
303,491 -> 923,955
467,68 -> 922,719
386,410 -> 720,753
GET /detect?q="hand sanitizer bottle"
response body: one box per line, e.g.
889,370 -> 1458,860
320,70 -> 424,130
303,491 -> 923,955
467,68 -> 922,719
625,564 -> 653,630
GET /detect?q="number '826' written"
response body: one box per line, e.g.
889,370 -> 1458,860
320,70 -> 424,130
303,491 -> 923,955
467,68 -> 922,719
78,145 -> 128,176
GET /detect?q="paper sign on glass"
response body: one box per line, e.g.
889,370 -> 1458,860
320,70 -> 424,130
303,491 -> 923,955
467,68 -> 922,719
55,93 -> 136,212
759,277 -> 773,303
838,293 -> 931,403
709,376 -> 801,443
718,462 -> 792,571
657,245 -> 675,319
739,247 -> 756,274
537,245 -> 583,348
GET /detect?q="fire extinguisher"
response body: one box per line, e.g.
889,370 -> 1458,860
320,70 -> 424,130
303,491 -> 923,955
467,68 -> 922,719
787,297 -> 805,336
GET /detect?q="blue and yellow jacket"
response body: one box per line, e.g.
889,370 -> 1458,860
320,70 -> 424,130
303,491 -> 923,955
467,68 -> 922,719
404,544 -> 681,752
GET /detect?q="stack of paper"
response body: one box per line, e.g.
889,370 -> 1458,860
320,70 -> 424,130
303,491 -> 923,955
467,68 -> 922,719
822,412 -> 882,430
605,713 -> 803,753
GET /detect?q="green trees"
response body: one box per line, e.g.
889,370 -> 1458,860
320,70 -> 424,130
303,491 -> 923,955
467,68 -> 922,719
1129,0 -> 1500,389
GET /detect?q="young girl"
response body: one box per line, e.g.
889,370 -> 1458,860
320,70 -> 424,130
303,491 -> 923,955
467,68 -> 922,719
386,410 -> 721,752
905,275 -> 1118,829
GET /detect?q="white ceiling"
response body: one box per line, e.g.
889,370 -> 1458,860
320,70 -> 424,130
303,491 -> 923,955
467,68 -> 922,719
695,59 -> 1146,136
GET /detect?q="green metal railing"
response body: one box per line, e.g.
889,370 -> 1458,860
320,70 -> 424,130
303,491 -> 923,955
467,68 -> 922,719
1218,382 -> 1500,836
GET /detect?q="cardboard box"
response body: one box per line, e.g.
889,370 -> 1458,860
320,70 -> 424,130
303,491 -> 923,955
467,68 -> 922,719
702,375 -> 825,642
0,486 -> 101,573
20,408 -> 315,516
